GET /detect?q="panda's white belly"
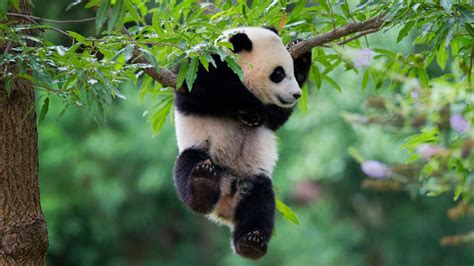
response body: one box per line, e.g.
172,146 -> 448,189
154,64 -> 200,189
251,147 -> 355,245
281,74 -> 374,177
175,110 -> 278,177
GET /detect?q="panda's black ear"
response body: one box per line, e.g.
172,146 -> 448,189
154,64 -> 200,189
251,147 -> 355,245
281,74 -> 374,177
263,26 -> 279,35
293,51 -> 312,86
229,33 -> 252,53
289,40 -> 312,87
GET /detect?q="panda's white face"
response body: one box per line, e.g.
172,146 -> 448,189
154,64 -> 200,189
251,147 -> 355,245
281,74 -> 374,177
225,27 -> 302,108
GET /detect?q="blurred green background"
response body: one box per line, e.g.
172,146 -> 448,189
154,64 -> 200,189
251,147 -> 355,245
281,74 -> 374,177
34,1 -> 474,265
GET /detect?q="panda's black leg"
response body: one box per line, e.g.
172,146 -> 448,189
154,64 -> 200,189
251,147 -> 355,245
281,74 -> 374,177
232,176 -> 275,260
173,148 -> 221,214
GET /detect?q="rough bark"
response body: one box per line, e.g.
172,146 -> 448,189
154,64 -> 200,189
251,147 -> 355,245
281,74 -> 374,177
0,1 -> 48,265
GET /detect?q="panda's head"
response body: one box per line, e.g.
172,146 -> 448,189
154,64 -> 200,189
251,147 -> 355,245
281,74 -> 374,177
224,27 -> 304,108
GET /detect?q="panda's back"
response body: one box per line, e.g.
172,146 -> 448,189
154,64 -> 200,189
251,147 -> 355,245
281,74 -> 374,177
175,110 -> 278,177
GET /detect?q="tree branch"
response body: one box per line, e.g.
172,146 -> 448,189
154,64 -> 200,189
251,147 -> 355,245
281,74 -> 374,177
337,28 -> 379,45
132,49 -> 177,88
288,14 -> 386,59
7,12 -> 96,23
132,14 -> 386,88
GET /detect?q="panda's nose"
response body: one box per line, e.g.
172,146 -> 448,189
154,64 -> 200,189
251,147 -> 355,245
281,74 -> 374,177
293,92 -> 302,99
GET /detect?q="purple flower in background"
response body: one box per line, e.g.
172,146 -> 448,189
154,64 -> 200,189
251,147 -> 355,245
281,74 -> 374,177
411,90 -> 419,99
352,48 -> 375,68
416,144 -> 444,160
361,160 -> 392,179
450,114 -> 471,134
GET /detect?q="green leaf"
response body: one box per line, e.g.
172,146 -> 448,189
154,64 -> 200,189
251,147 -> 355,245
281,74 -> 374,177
373,48 -> 396,58
204,53 -> 217,68
96,0 -> 110,33
150,97 -> 173,134
298,84 -> 308,113
139,48 -> 160,70
465,23 -> 474,37
0,0 -> 7,19
225,56 -> 244,81
111,44 -> 134,62
199,54 -> 209,71
290,0 -> 306,17
401,128 -> 439,152
416,68 -> 429,87
436,41 -> 448,70
9,0 -> 19,11
361,69 -> 369,90
5,76 -> 13,96
176,59 -> 188,89
347,146 -> 365,163
457,5 -> 474,23
397,21 -> 415,43
186,57 -> 199,91
311,64 -> 322,89
107,0 -> 125,32
276,198 -> 300,225
67,31 -> 86,42
324,75 -> 342,92
38,97 -> 49,124
316,0 -> 330,13
440,0 -> 452,12
85,0 -> 101,8
217,41 -> 234,50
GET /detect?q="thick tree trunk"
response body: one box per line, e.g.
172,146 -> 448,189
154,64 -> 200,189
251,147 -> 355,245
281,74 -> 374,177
0,1 -> 48,265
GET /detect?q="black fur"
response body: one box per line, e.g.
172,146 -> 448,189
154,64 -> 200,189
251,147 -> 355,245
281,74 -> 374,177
229,33 -> 253,53
175,54 -> 265,124
174,45 -> 312,131
293,48 -> 312,86
233,176 -> 275,260
263,26 -> 279,35
173,148 -> 221,214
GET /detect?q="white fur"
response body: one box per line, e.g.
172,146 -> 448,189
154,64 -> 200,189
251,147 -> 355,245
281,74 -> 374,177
224,27 -> 301,107
175,111 -> 278,177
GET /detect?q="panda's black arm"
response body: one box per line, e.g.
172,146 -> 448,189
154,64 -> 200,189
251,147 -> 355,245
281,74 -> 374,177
174,55 -> 265,118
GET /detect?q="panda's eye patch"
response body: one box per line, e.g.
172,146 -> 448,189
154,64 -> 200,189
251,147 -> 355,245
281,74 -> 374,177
270,66 -> 286,83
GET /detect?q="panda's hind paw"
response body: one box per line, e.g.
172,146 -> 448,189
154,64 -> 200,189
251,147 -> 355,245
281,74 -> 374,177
192,159 -> 217,178
188,159 -> 220,214
235,230 -> 268,260
246,231 -> 265,245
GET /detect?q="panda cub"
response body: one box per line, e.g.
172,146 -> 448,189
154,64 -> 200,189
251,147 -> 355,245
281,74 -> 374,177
173,26 -> 311,259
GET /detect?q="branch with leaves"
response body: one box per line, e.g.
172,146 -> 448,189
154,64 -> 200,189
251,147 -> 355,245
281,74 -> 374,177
131,14 -> 386,89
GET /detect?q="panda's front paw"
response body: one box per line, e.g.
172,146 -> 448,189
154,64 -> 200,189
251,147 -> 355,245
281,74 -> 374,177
237,110 -> 263,127
234,230 -> 268,260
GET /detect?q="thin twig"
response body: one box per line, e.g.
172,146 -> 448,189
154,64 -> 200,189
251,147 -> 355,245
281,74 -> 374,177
328,0 -> 336,33
469,46 -> 473,86
7,12 -> 95,23
289,13 -> 386,59
337,28 -> 379,45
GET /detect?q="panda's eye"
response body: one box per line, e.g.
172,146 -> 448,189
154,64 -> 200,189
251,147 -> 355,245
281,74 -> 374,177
270,66 -> 286,83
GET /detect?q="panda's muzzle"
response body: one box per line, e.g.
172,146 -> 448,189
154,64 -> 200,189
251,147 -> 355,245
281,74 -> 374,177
277,96 -> 296,106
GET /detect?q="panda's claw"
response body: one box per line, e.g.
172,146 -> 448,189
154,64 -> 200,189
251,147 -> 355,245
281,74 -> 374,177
235,230 -> 268,259
192,159 -> 217,178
